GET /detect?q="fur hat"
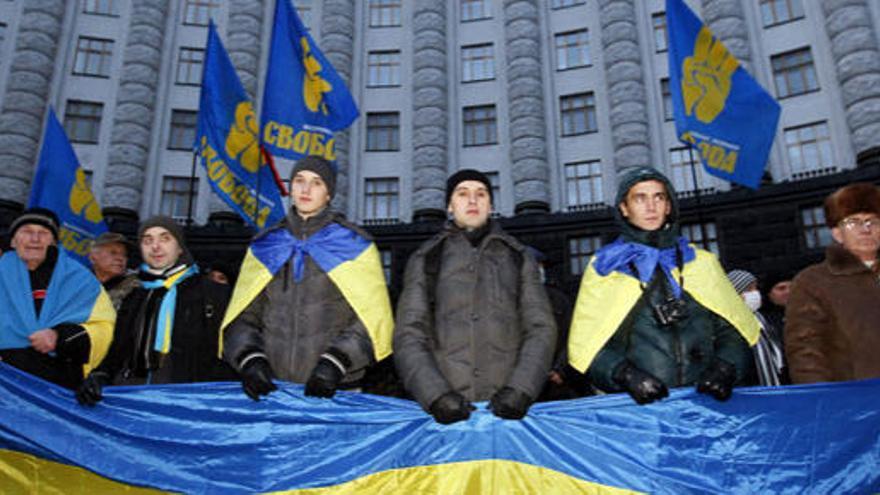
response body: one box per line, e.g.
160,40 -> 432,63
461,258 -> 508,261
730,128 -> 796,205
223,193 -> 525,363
9,207 -> 60,240
824,182 -> 880,228
445,169 -> 494,206
291,155 -> 337,199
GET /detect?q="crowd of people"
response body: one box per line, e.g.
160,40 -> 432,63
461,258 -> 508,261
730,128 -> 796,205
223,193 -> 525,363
1,157 -> 878,424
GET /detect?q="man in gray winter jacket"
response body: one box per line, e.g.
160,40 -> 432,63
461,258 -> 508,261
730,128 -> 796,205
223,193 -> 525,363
394,169 -> 557,424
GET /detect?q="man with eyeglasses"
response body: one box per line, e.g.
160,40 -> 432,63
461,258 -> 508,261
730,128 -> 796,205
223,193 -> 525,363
786,182 -> 880,384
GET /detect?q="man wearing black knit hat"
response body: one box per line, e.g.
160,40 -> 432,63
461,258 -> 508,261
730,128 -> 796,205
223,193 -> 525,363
394,169 -> 556,424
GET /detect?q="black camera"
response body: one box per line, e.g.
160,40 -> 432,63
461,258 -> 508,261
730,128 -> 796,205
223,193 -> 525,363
653,297 -> 689,326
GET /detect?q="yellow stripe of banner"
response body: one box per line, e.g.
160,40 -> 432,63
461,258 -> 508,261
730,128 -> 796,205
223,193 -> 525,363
219,249 -> 275,357
82,288 -> 116,376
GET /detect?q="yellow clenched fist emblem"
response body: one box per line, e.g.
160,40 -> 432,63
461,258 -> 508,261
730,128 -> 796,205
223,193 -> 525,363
69,168 -> 103,223
301,37 -> 332,115
682,26 -> 738,124
225,102 -> 261,173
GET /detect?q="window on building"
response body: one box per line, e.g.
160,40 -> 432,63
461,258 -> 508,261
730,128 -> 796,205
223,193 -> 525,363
160,176 -> 198,220
367,50 -> 401,87
462,104 -> 497,146
461,0 -> 490,21
569,235 -> 601,276
552,0 -> 585,8
366,112 -> 400,151
168,110 -> 198,150
485,171 -> 500,202
772,47 -> 819,98
380,248 -> 393,284
785,121 -> 834,179
652,12 -> 668,52
64,100 -> 104,144
183,0 -> 218,26
82,0 -> 118,16
176,47 -> 204,86
461,43 -> 494,82
73,37 -> 114,77
682,222 -> 720,256
369,0 -> 402,28
364,178 -> 399,221
801,205 -> 832,250
760,0 -> 804,27
295,0 -> 312,26
661,78 -> 673,121
555,29 -> 590,70
565,160 -> 603,210
669,147 -> 718,196
560,92 -> 597,136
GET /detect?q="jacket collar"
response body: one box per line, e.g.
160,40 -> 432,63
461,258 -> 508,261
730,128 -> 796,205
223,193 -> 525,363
825,243 -> 878,276
287,206 -> 335,239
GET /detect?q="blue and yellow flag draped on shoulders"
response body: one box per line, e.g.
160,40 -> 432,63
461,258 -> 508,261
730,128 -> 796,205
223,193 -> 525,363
221,222 -> 393,361
666,0 -> 780,189
195,21 -> 286,230
260,0 -> 359,163
2,363 -> 879,494
28,107 -> 108,266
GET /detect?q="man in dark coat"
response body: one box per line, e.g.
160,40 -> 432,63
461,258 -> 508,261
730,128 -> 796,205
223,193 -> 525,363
785,183 -> 880,383
394,169 -> 557,424
568,167 -> 757,405
77,216 -> 234,405
89,231 -> 139,310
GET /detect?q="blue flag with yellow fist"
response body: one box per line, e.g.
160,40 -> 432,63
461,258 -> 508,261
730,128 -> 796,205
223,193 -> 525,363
666,0 -> 781,189
27,107 -> 108,266
195,21 -> 286,230
260,0 -> 359,163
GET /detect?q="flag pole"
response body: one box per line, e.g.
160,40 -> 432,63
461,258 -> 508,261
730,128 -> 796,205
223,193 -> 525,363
186,151 -> 198,227
686,146 -> 709,248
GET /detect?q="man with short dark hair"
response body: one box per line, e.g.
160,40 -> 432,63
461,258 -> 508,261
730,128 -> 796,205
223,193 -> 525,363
785,182 -> 880,383
394,169 -> 557,424
568,167 -> 757,405
0,207 -> 114,389
89,231 -> 139,309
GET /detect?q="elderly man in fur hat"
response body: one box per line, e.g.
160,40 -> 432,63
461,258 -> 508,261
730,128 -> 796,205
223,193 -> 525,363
785,182 -> 880,384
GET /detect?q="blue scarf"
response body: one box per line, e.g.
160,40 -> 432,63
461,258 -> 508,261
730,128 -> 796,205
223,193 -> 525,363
252,223 -> 371,282
139,264 -> 199,354
593,237 -> 696,298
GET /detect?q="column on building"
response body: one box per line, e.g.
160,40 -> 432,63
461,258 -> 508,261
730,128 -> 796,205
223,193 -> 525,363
410,1 -> 448,222
0,1 -> 67,217
319,0 -> 356,213
599,0 -> 652,177
103,0 -> 171,226
503,0 -> 551,214
701,0 -> 752,68
821,0 -> 880,166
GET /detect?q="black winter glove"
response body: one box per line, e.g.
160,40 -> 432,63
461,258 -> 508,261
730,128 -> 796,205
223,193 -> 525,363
240,357 -> 277,401
304,358 -> 344,398
696,359 -> 737,402
489,386 -> 534,420
429,391 -> 475,425
76,371 -> 111,406
613,361 -> 669,405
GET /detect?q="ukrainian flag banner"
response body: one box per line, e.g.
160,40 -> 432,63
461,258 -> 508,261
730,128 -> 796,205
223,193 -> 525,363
1,363 -> 878,494
196,21 -> 286,230
260,0 -> 359,163
27,107 -> 108,266
221,222 -> 393,361
666,0 -> 781,189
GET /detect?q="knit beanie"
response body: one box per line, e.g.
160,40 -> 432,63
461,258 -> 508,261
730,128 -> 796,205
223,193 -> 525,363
726,269 -> 757,294
291,155 -> 337,199
445,169 -> 493,206
9,207 -> 60,240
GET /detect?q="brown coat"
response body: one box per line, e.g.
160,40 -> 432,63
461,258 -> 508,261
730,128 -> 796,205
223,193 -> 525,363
785,244 -> 880,384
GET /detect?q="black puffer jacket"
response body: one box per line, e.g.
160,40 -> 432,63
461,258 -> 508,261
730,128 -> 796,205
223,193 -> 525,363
394,221 -> 557,409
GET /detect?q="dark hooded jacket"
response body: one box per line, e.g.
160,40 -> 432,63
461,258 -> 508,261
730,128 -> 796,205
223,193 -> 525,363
588,167 -> 753,391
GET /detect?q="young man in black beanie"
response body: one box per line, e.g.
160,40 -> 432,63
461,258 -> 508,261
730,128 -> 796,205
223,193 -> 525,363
394,169 -> 556,424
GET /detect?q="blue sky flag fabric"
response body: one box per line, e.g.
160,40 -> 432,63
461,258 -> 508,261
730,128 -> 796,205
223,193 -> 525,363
666,0 -> 781,189
260,0 -> 359,163
1,362 -> 878,494
195,21 -> 286,230
27,107 -> 108,266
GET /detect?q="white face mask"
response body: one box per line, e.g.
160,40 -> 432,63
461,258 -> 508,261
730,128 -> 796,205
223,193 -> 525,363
743,290 -> 762,312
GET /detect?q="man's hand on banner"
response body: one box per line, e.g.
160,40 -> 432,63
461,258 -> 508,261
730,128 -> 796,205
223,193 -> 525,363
682,26 -> 738,124
29,329 -> 58,354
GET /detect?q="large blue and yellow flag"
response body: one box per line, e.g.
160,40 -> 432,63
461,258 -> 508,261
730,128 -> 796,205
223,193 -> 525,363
27,107 -> 108,266
666,0 -> 781,189
220,222 -> 393,361
260,0 -> 359,163
2,363 -> 879,494
196,21 -> 286,230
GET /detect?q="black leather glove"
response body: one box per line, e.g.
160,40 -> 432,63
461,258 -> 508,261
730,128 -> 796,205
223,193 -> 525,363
613,361 -> 669,405
304,358 -> 344,398
76,371 -> 111,406
489,386 -> 533,420
240,357 -> 277,401
429,391 -> 475,425
696,359 -> 737,402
